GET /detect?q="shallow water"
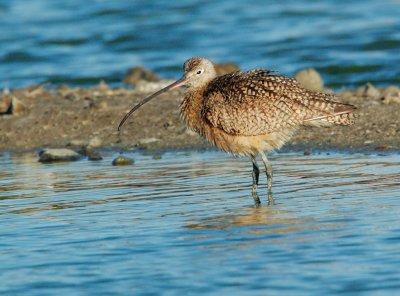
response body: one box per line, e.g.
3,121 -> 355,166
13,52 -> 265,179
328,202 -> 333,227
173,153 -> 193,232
1,0 -> 400,88
1,151 -> 400,295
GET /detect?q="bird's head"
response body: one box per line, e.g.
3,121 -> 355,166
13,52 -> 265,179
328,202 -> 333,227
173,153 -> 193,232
117,57 -> 217,131
182,57 -> 217,88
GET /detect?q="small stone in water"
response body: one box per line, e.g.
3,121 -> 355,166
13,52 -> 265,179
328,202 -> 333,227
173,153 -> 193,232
152,154 -> 162,160
39,148 -> 82,163
86,148 -> 103,161
112,155 -> 134,166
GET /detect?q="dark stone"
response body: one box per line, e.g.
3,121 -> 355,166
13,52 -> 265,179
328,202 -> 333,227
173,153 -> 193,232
87,148 -> 103,161
112,155 -> 134,166
88,153 -> 103,161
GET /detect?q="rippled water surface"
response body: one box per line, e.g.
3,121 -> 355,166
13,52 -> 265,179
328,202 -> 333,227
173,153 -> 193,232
1,0 -> 400,88
1,151 -> 400,295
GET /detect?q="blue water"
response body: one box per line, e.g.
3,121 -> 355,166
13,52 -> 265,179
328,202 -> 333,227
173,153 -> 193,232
1,0 -> 400,89
1,151 -> 400,295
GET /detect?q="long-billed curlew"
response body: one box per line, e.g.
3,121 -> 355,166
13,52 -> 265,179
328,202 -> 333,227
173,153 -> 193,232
118,57 -> 356,205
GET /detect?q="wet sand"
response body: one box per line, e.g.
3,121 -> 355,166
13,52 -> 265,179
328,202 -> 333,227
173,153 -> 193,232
0,81 -> 399,153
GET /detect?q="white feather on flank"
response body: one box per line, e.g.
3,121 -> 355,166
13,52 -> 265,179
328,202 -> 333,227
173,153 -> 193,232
302,110 -> 353,122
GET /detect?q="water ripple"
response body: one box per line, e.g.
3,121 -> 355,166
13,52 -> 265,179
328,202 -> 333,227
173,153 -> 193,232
1,151 -> 400,294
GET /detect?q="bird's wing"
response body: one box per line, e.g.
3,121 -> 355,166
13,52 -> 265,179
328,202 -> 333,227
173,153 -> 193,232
202,70 -> 355,136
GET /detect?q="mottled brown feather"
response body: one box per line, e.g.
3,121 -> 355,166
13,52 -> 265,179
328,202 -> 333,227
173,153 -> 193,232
201,70 -> 355,136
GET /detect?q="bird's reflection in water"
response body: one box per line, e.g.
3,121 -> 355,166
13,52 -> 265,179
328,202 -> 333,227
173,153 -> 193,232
186,200 -> 313,236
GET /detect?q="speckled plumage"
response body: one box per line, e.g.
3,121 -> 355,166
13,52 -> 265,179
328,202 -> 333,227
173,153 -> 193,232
180,60 -> 356,157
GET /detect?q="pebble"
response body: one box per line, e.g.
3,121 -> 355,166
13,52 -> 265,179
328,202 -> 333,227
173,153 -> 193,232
11,97 -> 26,115
123,66 -> 160,85
365,83 -> 381,98
112,155 -> 134,166
382,85 -> 400,96
214,62 -> 240,75
0,95 -> 11,114
382,93 -> 400,104
294,68 -> 324,92
97,80 -> 109,92
26,85 -> 45,98
39,148 -> 82,163
381,86 -> 400,104
0,94 -> 26,115
83,97 -> 95,109
87,148 -> 103,161
134,80 -> 175,93
356,83 -> 380,99
185,129 -> 198,137
139,137 -> 159,145
66,140 -> 103,159
89,136 -> 102,148
67,139 -> 86,147
98,101 -> 109,110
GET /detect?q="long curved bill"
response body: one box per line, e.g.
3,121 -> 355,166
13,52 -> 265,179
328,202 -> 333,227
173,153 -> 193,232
117,77 -> 186,131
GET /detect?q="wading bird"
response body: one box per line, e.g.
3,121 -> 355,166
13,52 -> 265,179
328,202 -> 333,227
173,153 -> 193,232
118,57 -> 355,205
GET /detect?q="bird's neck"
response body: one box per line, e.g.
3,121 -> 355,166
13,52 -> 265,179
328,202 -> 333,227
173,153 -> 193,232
180,87 -> 205,134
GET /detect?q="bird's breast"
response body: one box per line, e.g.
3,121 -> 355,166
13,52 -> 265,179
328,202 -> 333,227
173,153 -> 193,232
180,92 -> 205,134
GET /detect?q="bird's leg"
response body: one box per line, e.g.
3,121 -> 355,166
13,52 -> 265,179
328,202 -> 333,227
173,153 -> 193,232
251,156 -> 261,206
260,151 -> 274,205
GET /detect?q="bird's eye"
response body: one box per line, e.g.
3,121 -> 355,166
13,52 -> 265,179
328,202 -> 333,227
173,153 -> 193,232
196,69 -> 203,75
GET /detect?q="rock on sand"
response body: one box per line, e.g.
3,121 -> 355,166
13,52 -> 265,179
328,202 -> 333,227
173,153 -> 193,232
294,68 -> 324,92
11,97 -> 26,115
0,95 -> 12,114
123,66 -> 160,85
214,62 -> 240,75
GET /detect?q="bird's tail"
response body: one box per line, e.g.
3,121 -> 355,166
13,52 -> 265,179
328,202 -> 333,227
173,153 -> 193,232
302,99 -> 357,127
